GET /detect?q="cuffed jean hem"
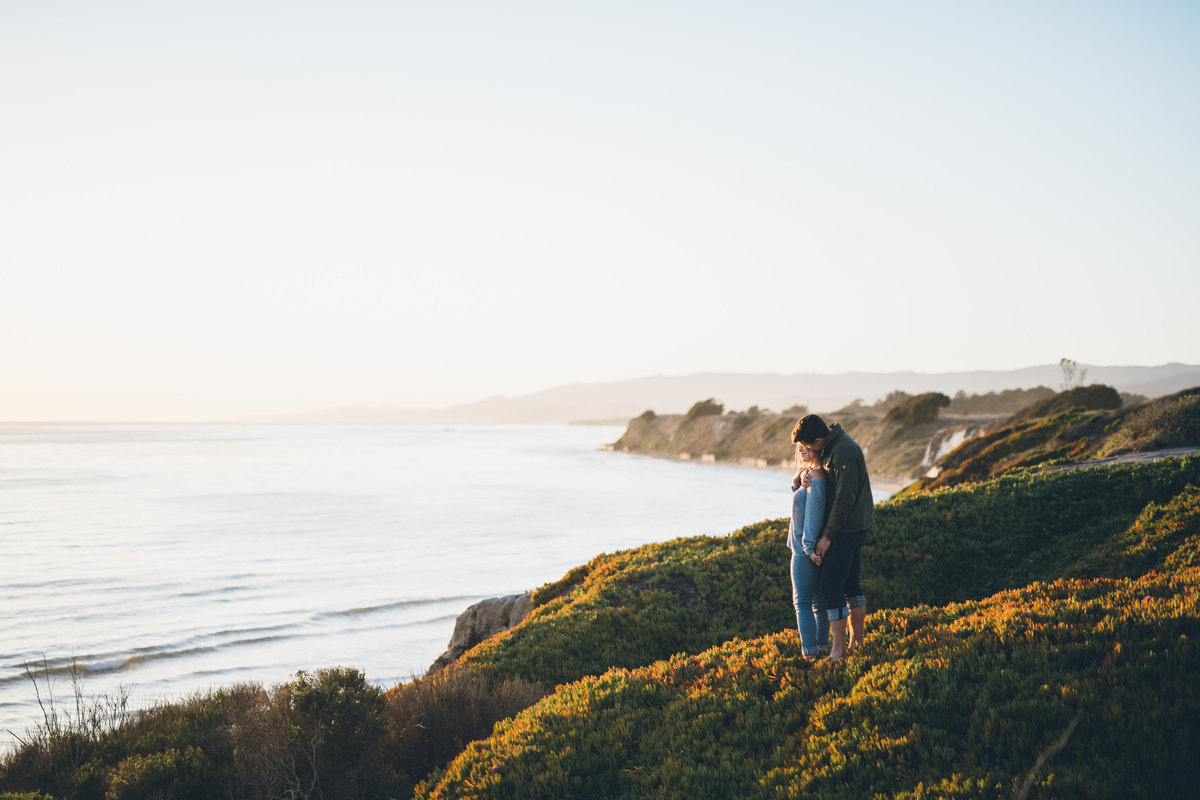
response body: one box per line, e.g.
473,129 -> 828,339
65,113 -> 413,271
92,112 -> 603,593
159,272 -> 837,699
826,595 -> 866,621
826,604 -> 853,621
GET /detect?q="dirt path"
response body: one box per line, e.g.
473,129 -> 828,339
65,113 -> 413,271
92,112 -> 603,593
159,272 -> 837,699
877,446 -> 1200,497
1035,446 -> 1200,473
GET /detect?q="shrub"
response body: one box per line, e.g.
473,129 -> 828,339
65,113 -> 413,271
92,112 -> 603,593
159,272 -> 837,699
684,398 -> 724,420
882,392 -> 951,427
231,667 -> 388,800
945,387 -> 1054,416
105,747 -> 215,800
384,667 -> 546,791
1,663 -> 546,800
0,660 -> 131,800
1011,384 -> 1122,422
1097,388 -> 1200,457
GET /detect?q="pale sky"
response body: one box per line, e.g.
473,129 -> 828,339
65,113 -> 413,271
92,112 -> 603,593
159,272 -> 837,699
3,1 -> 1198,421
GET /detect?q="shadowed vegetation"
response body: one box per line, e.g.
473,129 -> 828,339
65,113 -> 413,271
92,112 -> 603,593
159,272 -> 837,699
5,453 -> 1200,799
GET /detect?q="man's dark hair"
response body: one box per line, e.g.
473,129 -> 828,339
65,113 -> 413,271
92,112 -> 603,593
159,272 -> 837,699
791,413 -> 830,445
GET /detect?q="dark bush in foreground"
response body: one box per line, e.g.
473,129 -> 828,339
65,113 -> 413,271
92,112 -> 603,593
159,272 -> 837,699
0,666 -> 543,800
105,747 -> 215,800
229,667 -> 390,800
385,668 -> 546,789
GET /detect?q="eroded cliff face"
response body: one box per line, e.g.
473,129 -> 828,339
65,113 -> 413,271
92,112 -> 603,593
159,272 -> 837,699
609,412 -> 1003,484
610,413 -> 798,468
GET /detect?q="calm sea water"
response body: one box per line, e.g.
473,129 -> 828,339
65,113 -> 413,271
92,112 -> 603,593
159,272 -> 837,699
1,423 -> 815,749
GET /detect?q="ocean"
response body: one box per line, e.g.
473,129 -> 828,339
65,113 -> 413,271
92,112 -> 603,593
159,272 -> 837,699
1,423 -> 819,749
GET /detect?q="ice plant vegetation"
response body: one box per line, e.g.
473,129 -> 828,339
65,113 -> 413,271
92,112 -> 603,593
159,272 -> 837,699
3,454 -> 1199,798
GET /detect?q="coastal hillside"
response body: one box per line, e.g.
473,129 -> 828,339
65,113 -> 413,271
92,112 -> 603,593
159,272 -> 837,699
420,565 -> 1199,798
418,458 -> 1200,798
608,390 -> 1038,483
610,385 -> 1200,490
907,385 -> 1200,494
5,459 -> 1199,798
455,457 -> 1200,687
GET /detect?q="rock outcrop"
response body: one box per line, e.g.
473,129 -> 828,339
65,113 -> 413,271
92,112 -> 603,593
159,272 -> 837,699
428,592 -> 534,673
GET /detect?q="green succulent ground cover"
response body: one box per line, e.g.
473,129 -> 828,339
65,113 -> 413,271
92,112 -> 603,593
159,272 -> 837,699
459,458 -> 1200,689
417,566 -> 1199,799
455,523 -> 796,686
419,459 -> 1200,798
5,458 -> 1199,799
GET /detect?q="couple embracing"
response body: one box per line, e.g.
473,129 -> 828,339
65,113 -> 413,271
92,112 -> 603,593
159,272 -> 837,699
787,414 -> 874,661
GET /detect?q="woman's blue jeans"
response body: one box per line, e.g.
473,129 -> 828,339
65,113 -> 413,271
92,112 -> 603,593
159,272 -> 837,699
790,550 -> 829,655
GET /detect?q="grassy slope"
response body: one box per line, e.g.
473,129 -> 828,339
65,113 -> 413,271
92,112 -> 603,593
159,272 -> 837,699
908,388 -> 1200,493
458,458 -> 1200,688
419,460 -> 1200,798
419,567 -> 1200,799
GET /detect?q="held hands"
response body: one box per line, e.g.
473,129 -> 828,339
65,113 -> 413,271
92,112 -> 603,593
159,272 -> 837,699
815,535 -> 832,560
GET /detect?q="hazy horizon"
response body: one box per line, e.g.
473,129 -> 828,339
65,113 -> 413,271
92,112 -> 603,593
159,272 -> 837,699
3,361 -> 1196,424
4,2 -> 1198,422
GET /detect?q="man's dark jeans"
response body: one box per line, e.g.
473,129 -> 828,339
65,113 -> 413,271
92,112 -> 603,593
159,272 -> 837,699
821,529 -> 868,621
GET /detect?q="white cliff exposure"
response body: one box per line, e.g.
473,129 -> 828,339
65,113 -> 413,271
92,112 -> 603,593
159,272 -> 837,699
922,424 -> 991,476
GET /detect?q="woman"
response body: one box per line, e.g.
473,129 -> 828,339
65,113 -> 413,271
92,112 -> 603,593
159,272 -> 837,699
788,442 -> 830,658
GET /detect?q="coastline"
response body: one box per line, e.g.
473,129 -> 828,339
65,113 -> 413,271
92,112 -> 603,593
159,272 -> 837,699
604,446 -> 911,498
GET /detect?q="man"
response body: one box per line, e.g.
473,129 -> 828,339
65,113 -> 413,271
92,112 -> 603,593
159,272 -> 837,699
792,413 -> 874,660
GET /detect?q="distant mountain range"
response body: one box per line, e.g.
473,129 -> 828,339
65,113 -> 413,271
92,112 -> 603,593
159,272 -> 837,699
237,363 -> 1200,425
